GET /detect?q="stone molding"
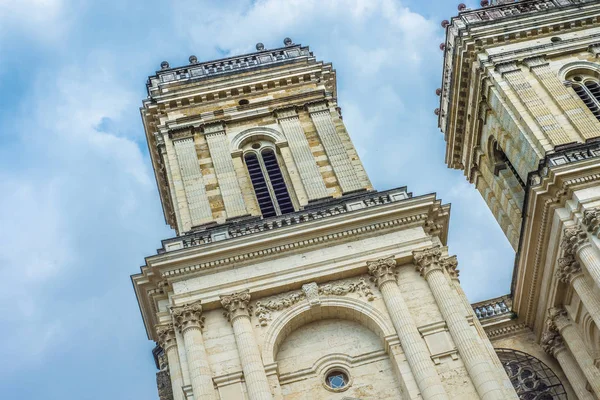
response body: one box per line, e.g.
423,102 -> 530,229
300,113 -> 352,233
202,121 -> 226,136
171,301 -> 204,333
273,106 -> 298,119
522,55 -> 549,69
305,100 -> 329,113
156,324 -> 178,352
366,257 -> 397,287
413,247 -> 444,279
161,212 -> 429,278
560,225 -> 588,256
555,254 -> 582,284
221,290 -> 252,322
589,43 -> 600,57
254,278 -> 375,326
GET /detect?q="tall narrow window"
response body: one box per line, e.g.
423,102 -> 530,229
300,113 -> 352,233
570,75 -> 600,121
244,143 -> 294,217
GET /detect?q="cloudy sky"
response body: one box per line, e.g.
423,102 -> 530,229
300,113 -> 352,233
0,0 -> 515,398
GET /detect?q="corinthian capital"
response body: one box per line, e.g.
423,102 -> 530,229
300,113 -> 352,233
547,307 -> 570,331
220,290 -> 251,321
560,225 -> 587,256
367,257 -> 397,287
156,324 -> 178,351
171,301 -> 204,333
441,255 -> 459,280
555,255 -> 582,284
413,247 -> 444,278
541,330 -> 565,358
583,208 -> 600,236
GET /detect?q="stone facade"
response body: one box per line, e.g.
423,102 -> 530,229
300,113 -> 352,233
440,1 -> 600,399
132,38 -> 522,399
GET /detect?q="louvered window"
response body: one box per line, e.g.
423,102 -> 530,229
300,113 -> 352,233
571,78 -> 600,121
244,145 -> 294,217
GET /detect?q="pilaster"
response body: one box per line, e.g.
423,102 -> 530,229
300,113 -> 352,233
275,106 -> 329,201
523,56 -> 598,141
204,122 -> 248,219
306,101 -> 362,193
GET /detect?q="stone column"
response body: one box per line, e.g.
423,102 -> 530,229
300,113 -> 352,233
157,324 -> 185,400
542,330 -> 595,400
442,257 -> 518,400
172,301 -> 216,400
548,307 -> 600,397
275,107 -> 329,201
221,290 -> 272,400
204,123 -> 248,219
561,225 -> 600,288
367,257 -> 449,400
414,248 -> 505,400
555,254 -> 600,329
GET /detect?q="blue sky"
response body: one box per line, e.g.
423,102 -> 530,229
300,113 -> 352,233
0,1 -> 514,399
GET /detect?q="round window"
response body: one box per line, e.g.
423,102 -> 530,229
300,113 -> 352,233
325,370 -> 349,390
251,142 -> 261,150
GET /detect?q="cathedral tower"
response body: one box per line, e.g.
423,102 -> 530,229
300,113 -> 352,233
440,1 -> 600,399
132,39 -> 516,399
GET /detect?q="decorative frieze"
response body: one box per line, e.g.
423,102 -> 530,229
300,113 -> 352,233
254,278 -> 375,326
171,301 -> 204,333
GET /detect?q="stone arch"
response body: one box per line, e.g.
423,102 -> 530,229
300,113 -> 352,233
231,127 -> 285,150
496,348 -> 567,399
262,296 -> 395,366
558,60 -> 600,81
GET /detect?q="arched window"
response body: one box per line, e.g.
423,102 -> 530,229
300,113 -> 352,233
243,142 -> 294,218
496,348 -> 567,399
568,74 -> 600,121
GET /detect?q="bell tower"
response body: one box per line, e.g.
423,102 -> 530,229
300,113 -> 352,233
133,38 -> 517,400
141,40 -> 371,235
439,1 -> 600,399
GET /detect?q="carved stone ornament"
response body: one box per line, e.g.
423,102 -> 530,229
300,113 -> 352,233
171,301 -> 204,333
367,256 -> 397,287
441,256 -> 459,280
156,324 -> 177,351
413,247 -> 444,278
302,282 -> 320,306
221,290 -> 252,321
583,208 -> 600,236
560,225 -> 587,256
156,369 -> 174,400
541,330 -> 565,358
555,255 -> 582,284
253,278 -> 376,326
